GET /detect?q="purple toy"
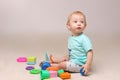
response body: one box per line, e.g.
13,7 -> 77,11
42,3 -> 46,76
26,66 -> 34,70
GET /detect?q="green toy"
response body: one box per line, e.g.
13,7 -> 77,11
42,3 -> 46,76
30,69 -> 41,74
40,70 -> 50,80
58,69 -> 64,77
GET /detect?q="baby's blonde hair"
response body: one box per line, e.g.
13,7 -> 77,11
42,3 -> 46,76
66,11 -> 87,26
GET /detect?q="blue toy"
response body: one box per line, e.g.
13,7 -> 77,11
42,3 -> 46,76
41,62 -> 51,70
80,67 -> 85,76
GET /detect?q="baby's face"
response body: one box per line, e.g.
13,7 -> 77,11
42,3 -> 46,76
67,14 -> 86,36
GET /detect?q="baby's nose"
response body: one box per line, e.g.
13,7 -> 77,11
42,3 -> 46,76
77,23 -> 81,26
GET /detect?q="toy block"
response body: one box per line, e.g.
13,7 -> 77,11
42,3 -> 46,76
49,71 -> 57,78
60,72 -> 71,79
46,67 -> 59,71
40,70 -> 50,80
27,57 -> 36,62
27,62 -> 36,65
58,69 -> 64,77
17,57 -> 27,62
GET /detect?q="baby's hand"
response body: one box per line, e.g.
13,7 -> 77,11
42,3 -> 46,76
82,64 -> 90,75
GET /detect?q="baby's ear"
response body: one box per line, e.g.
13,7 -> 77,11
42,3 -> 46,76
66,25 -> 71,30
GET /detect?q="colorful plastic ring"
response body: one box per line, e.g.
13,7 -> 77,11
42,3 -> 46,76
26,66 -> 34,70
30,69 -> 41,74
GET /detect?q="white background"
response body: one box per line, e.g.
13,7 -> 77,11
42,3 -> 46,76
0,0 -> 119,37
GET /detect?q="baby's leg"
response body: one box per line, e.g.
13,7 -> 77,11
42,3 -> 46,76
44,53 -> 65,63
51,55 -> 68,63
51,61 -> 67,70
65,61 -> 82,72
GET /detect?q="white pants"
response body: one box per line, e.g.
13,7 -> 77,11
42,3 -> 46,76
65,61 -> 82,72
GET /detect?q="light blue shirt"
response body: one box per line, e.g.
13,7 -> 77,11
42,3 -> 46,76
68,33 -> 92,65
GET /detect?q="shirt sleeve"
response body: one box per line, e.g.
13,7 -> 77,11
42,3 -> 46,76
82,36 -> 93,52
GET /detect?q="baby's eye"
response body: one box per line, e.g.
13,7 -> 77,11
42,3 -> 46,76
74,21 -> 77,23
80,21 -> 84,23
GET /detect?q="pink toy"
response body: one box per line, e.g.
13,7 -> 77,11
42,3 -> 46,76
17,57 -> 27,62
49,71 -> 57,78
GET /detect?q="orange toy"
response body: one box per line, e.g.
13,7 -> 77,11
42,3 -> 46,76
60,72 -> 71,79
46,67 -> 59,71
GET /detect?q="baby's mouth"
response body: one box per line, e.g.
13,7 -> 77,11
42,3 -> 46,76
77,27 -> 81,29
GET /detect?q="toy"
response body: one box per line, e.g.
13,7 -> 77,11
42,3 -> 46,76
80,67 -> 85,76
46,51 -> 50,62
41,62 -> 51,70
46,51 -> 54,63
49,71 -> 57,78
30,69 -> 41,74
27,57 -> 36,65
26,66 -> 34,70
27,57 -> 36,62
27,62 -> 36,65
46,67 -> 59,71
40,70 -> 50,80
17,57 -> 27,62
60,72 -> 71,79
58,69 -> 64,77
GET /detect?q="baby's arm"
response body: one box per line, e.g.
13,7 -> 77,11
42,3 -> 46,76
83,50 -> 93,75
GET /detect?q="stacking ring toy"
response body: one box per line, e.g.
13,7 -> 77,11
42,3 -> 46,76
49,71 -> 57,78
41,70 -> 50,79
46,67 -> 59,71
26,66 -> 34,70
30,69 -> 41,74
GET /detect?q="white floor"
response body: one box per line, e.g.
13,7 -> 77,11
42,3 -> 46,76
0,35 -> 120,80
